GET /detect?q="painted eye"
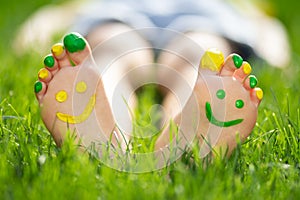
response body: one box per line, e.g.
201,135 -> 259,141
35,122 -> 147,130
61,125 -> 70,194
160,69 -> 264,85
235,99 -> 244,109
216,89 -> 226,99
56,90 -> 68,103
76,81 -> 87,93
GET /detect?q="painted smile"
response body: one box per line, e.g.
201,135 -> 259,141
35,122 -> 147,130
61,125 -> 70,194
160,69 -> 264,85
205,102 -> 243,127
56,94 -> 96,124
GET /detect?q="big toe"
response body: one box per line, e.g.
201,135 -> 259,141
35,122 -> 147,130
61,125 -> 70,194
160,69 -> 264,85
63,32 -> 91,65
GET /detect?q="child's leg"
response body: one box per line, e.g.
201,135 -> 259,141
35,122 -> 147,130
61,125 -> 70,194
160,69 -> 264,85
84,23 -> 155,134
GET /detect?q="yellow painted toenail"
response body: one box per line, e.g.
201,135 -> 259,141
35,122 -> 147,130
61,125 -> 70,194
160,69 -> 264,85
56,90 -> 68,103
243,62 -> 252,75
38,68 -> 49,79
200,48 -> 224,71
51,43 -> 64,57
256,88 -> 263,100
76,81 -> 87,93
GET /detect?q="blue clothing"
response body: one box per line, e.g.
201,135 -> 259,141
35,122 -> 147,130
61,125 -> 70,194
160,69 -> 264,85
72,0 -> 256,58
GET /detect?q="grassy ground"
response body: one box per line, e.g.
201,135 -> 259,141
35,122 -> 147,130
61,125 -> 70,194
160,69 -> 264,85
0,0 -> 300,199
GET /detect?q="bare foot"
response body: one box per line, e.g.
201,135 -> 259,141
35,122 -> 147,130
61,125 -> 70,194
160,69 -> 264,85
34,32 -> 122,149
156,49 -> 263,157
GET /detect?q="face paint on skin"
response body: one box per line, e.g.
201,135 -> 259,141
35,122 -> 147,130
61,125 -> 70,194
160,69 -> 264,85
44,55 -> 55,68
76,81 -> 87,93
235,99 -> 244,109
232,54 -> 243,68
56,90 -> 68,103
216,89 -> 226,99
205,102 -> 243,127
56,94 -> 96,124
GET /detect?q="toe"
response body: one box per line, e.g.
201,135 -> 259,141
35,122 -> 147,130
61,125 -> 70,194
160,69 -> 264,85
51,43 -> 66,59
243,75 -> 258,90
43,54 -> 59,74
244,75 -> 262,107
63,32 -> 91,65
200,48 -> 224,72
219,54 -> 243,76
250,87 -> 263,107
51,43 -> 72,68
38,68 -> 52,83
233,61 -> 252,82
34,81 -> 47,102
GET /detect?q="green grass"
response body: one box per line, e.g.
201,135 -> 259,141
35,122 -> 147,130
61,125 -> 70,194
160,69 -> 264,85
0,0 -> 300,199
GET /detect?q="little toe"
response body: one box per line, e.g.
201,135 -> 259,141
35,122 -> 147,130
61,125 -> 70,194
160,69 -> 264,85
250,87 -> 263,107
51,43 -> 72,68
233,61 -> 252,82
219,54 -> 243,76
34,81 -> 46,102
63,32 -> 91,65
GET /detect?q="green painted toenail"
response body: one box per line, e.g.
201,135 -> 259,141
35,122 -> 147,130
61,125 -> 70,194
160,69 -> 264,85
232,54 -> 243,68
249,75 -> 258,88
63,33 -> 86,53
34,81 -> 42,93
44,55 -> 55,67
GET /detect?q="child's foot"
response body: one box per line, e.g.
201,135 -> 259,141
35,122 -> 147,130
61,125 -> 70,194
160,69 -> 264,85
156,49 -> 263,157
34,32 -> 122,148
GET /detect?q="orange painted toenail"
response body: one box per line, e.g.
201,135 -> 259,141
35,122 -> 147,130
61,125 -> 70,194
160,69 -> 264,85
56,90 -> 68,103
51,43 -> 64,57
76,81 -> 87,93
200,48 -> 224,71
243,62 -> 252,75
255,88 -> 263,100
38,68 -> 49,79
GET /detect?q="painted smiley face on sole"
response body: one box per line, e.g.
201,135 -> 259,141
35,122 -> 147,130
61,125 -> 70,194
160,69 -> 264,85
34,33 -> 121,148
194,49 -> 263,157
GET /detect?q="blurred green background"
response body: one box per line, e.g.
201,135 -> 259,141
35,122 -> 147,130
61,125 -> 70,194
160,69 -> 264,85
0,1 -> 299,199
0,0 -> 300,54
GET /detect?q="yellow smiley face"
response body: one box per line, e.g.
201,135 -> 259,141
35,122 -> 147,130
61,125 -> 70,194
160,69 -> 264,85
55,81 -> 96,124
